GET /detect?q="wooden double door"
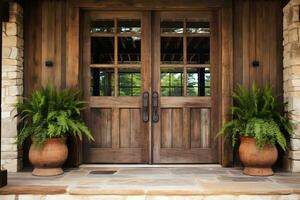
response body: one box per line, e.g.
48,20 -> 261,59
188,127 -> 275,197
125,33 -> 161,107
81,11 -> 220,164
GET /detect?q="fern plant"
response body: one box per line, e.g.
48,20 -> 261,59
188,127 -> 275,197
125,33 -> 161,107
14,84 -> 94,147
218,84 -> 292,151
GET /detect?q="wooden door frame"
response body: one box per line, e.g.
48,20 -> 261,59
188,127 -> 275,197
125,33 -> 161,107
66,0 -> 233,167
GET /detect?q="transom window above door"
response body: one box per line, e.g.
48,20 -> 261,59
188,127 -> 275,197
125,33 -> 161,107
90,18 -> 142,96
160,18 -> 211,96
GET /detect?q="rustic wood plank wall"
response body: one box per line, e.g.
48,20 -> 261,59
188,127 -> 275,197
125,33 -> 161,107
233,0 -> 283,98
24,0 -> 66,97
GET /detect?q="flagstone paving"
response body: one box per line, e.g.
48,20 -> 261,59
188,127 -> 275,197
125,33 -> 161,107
0,165 -> 299,197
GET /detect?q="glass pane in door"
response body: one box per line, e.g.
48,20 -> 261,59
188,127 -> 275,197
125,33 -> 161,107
160,68 -> 183,96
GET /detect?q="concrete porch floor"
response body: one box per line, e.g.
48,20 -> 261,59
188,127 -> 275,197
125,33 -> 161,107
0,165 -> 300,199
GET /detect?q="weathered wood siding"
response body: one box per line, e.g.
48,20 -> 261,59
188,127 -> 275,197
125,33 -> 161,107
24,0 -> 66,96
233,0 -> 283,98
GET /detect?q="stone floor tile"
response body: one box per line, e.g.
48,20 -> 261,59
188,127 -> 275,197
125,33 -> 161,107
1,195 -> 16,200
170,168 -> 227,175
277,194 -> 300,200
237,195 -> 277,200
203,195 -> 238,200
146,196 -> 205,200
217,175 -> 272,182
45,195 -> 84,200
197,181 -> 293,195
118,168 -> 172,176
18,195 -> 45,200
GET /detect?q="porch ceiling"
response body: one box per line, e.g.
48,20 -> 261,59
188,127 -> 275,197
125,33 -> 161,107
0,166 -> 299,196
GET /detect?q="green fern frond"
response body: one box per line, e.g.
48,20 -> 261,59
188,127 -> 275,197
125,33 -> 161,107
14,84 -> 94,148
217,83 -> 291,151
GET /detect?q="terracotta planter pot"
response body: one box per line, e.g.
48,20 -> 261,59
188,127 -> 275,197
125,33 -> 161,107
29,138 -> 68,176
239,136 -> 278,176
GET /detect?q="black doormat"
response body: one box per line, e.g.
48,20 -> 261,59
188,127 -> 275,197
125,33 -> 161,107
89,170 -> 117,175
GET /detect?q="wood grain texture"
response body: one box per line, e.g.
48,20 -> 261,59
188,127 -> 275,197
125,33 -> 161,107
233,0 -> 283,95
0,186 -> 66,195
221,4 -> 233,167
71,0 -> 228,9
66,6 -> 79,88
90,109 -> 112,148
22,0 -> 284,167
200,109 -> 210,148
171,109 -> 183,148
191,109 -> 201,148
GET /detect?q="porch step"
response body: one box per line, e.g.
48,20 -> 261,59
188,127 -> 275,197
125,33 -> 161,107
1,194 -> 300,200
0,167 -> 299,199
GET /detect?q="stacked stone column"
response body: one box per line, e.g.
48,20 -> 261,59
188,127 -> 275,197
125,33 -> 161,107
1,2 -> 23,172
283,0 -> 300,172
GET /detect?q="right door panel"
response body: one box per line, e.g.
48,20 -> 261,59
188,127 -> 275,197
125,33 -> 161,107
152,11 -> 220,163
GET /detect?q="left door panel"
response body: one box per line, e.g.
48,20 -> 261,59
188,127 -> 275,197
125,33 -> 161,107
81,11 -> 150,163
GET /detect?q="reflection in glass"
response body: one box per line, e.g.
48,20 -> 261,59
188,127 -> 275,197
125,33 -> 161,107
186,20 -> 210,34
161,19 -> 184,33
118,68 -> 141,96
91,68 -> 114,96
118,19 -> 141,33
160,68 -> 183,96
187,68 -> 210,96
91,37 -> 114,64
118,37 -> 141,64
91,20 -> 114,33
187,37 -> 210,64
161,37 -> 183,64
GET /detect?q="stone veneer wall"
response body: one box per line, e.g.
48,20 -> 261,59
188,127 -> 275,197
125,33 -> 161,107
1,2 -> 23,172
283,0 -> 300,172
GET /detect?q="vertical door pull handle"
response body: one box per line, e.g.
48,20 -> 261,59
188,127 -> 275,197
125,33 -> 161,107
152,91 -> 159,123
142,92 -> 149,122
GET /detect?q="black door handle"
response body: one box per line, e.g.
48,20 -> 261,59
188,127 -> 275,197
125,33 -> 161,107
142,92 -> 149,122
152,91 -> 159,123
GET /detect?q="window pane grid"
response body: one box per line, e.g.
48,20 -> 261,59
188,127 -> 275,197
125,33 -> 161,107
160,18 -> 210,97
90,17 -> 142,97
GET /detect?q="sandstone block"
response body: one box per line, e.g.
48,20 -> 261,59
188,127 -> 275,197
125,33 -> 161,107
1,144 -> 18,152
9,47 -> 18,59
2,64 -> 20,72
1,157 -> 22,172
9,2 -> 23,15
5,23 -> 17,36
2,58 -> 23,66
4,96 -> 18,104
1,118 -> 18,137
289,28 -> 299,42
1,137 -> 17,144
1,151 -> 19,159
291,159 -> 300,172
7,71 -> 21,79
291,138 -> 300,150
292,5 -> 300,23
289,150 -> 300,160
1,111 -> 10,119
289,43 -> 300,65
8,85 -> 22,96
2,47 -> 11,58
2,72 -> 8,78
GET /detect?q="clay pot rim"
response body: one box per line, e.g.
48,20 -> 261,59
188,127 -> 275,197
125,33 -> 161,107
31,137 -> 67,145
239,136 -> 276,148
